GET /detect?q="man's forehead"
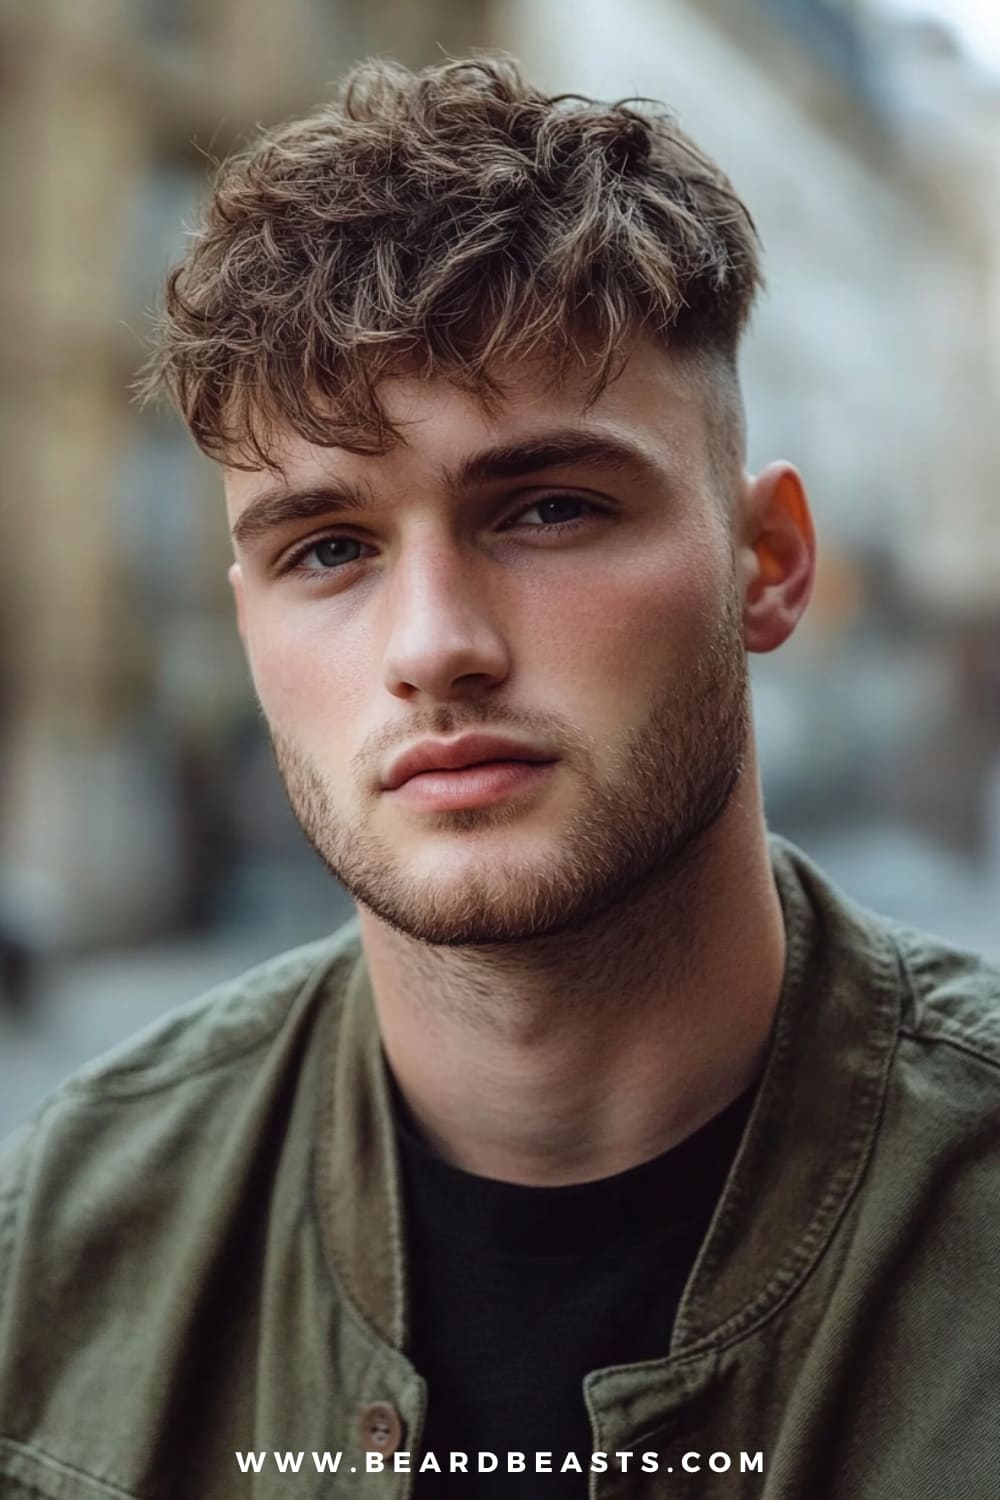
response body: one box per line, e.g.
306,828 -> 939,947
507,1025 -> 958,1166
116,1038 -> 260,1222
223,338 -> 702,513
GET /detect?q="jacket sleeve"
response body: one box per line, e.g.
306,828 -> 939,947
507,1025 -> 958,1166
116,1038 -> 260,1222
0,1123 -> 33,1319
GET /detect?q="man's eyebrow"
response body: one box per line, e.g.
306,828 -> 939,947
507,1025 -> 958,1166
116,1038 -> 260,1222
231,480 -> 370,548
444,431 -> 658,490
231,430 -> 656,547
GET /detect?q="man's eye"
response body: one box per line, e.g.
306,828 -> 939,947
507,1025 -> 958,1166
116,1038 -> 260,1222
283,496 -> 596,576
513,495 -> 595,528
289,536 -> 367,571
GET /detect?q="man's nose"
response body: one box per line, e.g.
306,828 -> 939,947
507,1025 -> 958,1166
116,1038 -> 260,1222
380,535 -> 511,701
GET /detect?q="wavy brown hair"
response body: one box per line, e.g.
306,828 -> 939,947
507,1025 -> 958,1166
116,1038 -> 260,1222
137,54 -> 763,471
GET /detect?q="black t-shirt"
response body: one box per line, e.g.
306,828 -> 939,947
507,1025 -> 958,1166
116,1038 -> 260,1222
394,1079 -> 757,1496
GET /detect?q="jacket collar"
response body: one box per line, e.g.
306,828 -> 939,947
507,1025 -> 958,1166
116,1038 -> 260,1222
315,835 -> 902,1358
671,835 -> 900,1353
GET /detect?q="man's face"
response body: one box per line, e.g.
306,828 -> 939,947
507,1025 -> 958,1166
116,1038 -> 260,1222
225,339 -> 752,946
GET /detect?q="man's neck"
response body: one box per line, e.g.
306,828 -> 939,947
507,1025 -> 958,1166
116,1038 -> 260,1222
357,777 -> 785,1186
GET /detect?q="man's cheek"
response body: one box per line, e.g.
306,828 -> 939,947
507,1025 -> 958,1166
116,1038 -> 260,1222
243,650 -> 311,729
242,612 -> 319,714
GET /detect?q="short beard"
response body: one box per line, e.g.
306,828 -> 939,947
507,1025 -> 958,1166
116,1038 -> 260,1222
269,578 -> 750,950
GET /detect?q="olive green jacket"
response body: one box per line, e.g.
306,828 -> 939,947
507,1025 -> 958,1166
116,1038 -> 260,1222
0,837 -> 998,1498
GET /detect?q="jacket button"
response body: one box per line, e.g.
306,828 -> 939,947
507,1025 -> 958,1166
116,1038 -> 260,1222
358,1401 -> 404,1456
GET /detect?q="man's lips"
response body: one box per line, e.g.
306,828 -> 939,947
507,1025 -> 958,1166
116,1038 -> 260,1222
382,734 -> 558,791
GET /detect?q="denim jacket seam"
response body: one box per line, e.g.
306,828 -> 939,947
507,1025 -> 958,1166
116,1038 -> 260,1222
892,932 -> 1000,1058
897,1022 -> 1000,1075
54,950 -> 349,1103
308,1144 -> 411,1370
0,1436 -> 141,1500
311,1018 -> 417,1375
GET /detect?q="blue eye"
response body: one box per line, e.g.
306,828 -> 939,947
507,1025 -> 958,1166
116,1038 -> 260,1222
291,536 -> 367,571
282,494 -> 600,579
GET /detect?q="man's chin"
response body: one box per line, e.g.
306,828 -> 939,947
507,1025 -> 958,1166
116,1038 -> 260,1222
355,902 -> 588,949
345,840 -> 677,948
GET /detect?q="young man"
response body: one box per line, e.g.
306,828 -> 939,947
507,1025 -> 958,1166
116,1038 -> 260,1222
1,55 -> 997,1499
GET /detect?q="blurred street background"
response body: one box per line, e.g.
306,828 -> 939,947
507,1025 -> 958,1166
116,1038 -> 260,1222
2,0 -> 999,1136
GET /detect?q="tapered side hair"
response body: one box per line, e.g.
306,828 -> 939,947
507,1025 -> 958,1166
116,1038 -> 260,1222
136,54 -> 763,470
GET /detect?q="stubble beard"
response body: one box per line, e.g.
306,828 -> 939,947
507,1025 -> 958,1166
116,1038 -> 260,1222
269,581 -> 751,948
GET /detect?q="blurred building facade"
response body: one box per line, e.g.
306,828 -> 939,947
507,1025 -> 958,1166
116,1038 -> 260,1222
508,0 -> 1000,843
1,0 -> 492,950
1,0 -> 998,957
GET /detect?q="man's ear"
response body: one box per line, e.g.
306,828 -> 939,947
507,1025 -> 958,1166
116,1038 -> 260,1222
228,562 -> 248,646
739,461 -> 816,654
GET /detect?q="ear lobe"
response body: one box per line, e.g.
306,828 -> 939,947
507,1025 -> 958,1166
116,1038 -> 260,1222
228,562 -> 248,646
742,463 -> 816,655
